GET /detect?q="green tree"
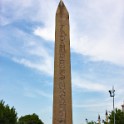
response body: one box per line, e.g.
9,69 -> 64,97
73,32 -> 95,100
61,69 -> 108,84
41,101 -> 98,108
0,100 -> 17,124
109,108 -> 124,124
18,113 -> 44,124
88,121 -> 95,124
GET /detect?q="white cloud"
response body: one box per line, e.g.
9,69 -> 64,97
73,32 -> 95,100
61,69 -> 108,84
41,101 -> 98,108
19,0 -> 124,66
11,39 -> 53,76
70,0 -> 124,66
33,0 -> 57,41
71,35 -> 124,65
1,0 -> 56,24
2,0 -> 124,66
72,73 -> 108,92
1,0 -> 57,41
33,0 -> 124,66
34,26 -> 54,41
23,87 -> 52,98
1,0 -> 56,75
1,0 -> 124,96
13,57 -> 53,76
0,27 -> 53,76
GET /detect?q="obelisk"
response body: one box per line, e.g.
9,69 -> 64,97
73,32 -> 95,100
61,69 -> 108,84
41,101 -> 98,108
53,0 -> 72,124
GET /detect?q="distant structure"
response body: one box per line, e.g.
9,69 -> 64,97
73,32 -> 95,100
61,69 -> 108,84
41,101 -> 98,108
52,0 -> 73,124
105,110 -> 108,123
98,115 -> 101,124
122,102 -> 124,112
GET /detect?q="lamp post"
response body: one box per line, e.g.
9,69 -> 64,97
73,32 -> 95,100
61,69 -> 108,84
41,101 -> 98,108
109,86 -> 115,124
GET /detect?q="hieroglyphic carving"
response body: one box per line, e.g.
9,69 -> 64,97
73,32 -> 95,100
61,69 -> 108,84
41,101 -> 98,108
58,23 -> 66,123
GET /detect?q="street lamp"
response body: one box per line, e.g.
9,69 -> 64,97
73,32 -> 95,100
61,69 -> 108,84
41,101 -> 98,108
109,86 -> 115,124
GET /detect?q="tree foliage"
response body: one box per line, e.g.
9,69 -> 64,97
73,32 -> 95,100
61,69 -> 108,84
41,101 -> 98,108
0,100 -> 44,124
0,100 -> 17,124
108,108 -> 124,124
88,121 -> 96,124
18,113 -> 44,124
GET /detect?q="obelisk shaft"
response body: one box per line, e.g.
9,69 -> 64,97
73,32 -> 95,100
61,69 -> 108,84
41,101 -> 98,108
53,1 -> 72,124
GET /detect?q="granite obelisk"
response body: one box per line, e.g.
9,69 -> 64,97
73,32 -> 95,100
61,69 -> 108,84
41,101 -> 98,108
53,0 -> 72,124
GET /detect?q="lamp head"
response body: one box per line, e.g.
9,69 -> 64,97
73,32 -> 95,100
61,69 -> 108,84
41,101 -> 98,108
109,90 -> 111,94
109,90 -> 112,97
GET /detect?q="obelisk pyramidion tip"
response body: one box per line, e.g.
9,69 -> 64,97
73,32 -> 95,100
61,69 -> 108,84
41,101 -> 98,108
60,0 -> 63,5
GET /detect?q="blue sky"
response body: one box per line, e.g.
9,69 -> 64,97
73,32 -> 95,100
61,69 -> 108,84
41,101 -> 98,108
0,0 -> 124,123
